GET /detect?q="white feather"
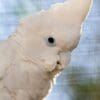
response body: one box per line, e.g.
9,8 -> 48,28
0,0 -> 92,100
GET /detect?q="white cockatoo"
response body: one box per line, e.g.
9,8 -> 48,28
0,0 -> 92,100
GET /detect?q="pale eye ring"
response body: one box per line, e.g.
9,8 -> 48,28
46,36 -> 56,47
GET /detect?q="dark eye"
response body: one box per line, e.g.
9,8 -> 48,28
46,36 -> 56,47
48,37 -> 55,44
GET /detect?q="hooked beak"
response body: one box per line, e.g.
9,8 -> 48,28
47,52 -> 71,78
57,52 -> 71,70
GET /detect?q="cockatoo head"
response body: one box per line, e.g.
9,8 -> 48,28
15,0 -> 92,73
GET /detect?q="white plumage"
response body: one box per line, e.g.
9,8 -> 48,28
0,0 -> 91,100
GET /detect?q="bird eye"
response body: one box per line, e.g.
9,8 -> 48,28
46,36 -> 56,47
48,37 -> 55,44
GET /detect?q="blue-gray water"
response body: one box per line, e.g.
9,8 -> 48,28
0,0 -> 99,100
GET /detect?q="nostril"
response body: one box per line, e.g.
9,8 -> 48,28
57,61 -> 60,65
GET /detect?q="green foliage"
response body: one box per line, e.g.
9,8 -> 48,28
67,67 -> 100,100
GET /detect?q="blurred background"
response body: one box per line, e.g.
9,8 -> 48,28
0,0 -> 100,100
